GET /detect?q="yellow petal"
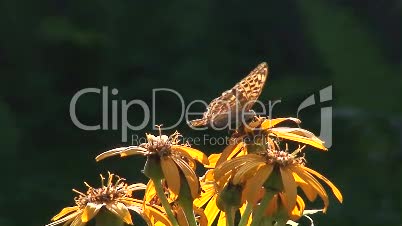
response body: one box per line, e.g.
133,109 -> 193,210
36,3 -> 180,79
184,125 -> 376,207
204,195 -> 220,226
301,166 -> 343,203
217,211 -> 226,226
289,195 -> 305,221
194,184 -> 216,207
70,213 -> 85,226
160,157 -> 181,196
173,157 -> 200,199
144,180 -> 157,203
232,161 -> 265,185
261,118 -> 301,129
244,165 -> 273,204
293,172 -> 317,202
216,137 -> 245,166
290,166 -> 329,212
205,154 -> 221,168
279,168 -> 297,212
172,145 -> 209,165
95,146 -> 148,161
46,211 -> 80,226
51,206 -> 80,221
106,202 -> 133,224
194,206 -> 208,226
81,203 -> 103,222
270,127 -> 327,150
214,154 -> 264,182
142,204 -> 172,226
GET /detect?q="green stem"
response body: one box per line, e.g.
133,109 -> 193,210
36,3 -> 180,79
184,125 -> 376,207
238,202 -> 252,226
153,179 -> 180,226
225,207 -> 235,226
251,190 -> 275,226
95,210 -> 125,226
180,200 -> 197,226
274,219 -> 287,226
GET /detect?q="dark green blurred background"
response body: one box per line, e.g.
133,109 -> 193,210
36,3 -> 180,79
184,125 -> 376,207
1,0 -> 401,225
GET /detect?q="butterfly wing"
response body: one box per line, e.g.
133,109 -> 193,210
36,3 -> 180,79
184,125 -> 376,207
234,62 -> 268,111
189,62 -> 268,127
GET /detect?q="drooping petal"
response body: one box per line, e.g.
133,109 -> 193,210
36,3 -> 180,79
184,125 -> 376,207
172,145 -> 209,165
232,161 -> 265,185
81,203 -> 103,222
244,165 -> 274,204
280,167 -> 297,211
95,146 -> 148,161
270,127 -> 327,151
51,206 -> 80,221
301,166 -> 343,203
292,172 -> 317,202
70,213 -> 85,226
46,211 -> 81,226
173,156 -> 200,199
289,195 -> 305,221
106,202 -> 133,224
214,154 -> 264,182
160,157 -> 181,196
261,118 -> 301,129
290,166 -> 329,212
194,206 -> 208,226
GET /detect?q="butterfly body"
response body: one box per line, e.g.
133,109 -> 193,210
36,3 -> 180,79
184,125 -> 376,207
189,62 -> 268,128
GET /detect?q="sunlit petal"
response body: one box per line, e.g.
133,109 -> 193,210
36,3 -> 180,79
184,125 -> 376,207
172,145 -> 209,165
216,136 -> 245,166
81,203 -> 103,222
161,157 -> 181,196
293,172 -> 317,202
106,202 -> 133,224
173,157 -> 200,199
244,165 -> 273,203
270,127 -> 327,150
204,195 -> 220,226
205,154 -> 221,168
301,166 -> 343,203
95,146 -> 148,161
232,161 -> 265,185
261,118 -> 301,129
46,212 -> 81,226
280,167 -> 297,211
51,206 -> 80,221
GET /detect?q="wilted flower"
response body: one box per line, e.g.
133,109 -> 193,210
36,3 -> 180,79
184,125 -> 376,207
96,129 -> 209,199
45,173 -> 156,226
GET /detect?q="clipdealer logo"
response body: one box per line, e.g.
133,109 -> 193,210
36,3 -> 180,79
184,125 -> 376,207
69,86 -> 333,147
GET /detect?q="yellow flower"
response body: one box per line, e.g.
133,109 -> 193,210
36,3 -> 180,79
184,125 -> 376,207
214,144 -> 343,213
194,169 -> 250,226
45,173 -> 151,226
96,130 -> 209,199
216,117 -> 327,166
194,170 -> 227,226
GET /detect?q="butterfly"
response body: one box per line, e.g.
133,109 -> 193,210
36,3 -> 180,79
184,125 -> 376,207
189,62 -> 268,128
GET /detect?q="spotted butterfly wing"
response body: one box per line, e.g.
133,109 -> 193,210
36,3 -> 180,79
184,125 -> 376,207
189,62 -> 268,127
